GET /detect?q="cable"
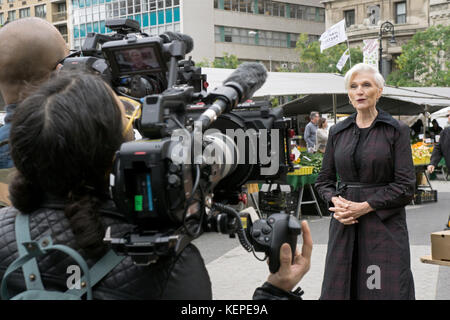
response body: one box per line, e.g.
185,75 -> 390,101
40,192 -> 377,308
211,203 -> 253,253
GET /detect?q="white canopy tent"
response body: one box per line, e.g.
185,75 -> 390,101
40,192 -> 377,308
202,67 -> 450,117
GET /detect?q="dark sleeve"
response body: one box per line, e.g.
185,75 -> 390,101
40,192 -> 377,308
430,132 -> 444,167
314,126 -> 340,204
161,244 -> 213,300
366,123 -> 416,220
253,282 -> 303,300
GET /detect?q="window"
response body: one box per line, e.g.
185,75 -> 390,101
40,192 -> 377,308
214,0 -> 218,9
344,9 -> 355,27
8,10 -> 16,21
317,8 -> 325,22
224,0 -> 231,10
35,4 -> 46,18
0,13 -> 3,25
57,3 -> 66,13
272,2 -> 279,16
150,0 -> 156,10
297,5 -> 305,20
395,1 -> 406,24
289,33 -> 298,48
19,8 -> 30,18
7,0 -> 14,3
289,4 -> 296,18
224,27 -> 232,42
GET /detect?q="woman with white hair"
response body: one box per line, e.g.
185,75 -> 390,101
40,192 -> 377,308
315,63 -> 416,299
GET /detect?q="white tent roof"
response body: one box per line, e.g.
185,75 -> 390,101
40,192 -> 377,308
202,67 -> 450,115
203,67 -> 450,106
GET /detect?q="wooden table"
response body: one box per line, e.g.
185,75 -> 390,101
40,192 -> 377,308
420,255 -> 450,267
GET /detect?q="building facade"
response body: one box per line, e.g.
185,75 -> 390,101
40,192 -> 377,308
322,0 -> 431,77
0,0 -> 69,44
70,0 -> 325,70
430,0 -> 450,26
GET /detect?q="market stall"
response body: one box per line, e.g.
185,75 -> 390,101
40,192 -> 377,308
286,151 -> 325,218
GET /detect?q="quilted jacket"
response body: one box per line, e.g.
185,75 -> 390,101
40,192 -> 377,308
0,205 -> 213,300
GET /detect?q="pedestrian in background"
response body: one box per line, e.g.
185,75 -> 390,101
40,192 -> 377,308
315,118 -> 329,153
315,63 -> 416,300
304,111 -> 320,153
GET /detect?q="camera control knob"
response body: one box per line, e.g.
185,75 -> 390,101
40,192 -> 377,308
168,174 -> 181,187
252,230 -> 261,238
169,163 -> 180,173
262,226 -> 271,234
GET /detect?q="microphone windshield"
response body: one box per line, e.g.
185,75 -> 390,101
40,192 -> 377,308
160,31 -> 194,54
223,62 -> 267,102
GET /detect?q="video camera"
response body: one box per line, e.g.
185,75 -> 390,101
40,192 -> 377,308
63,19 -> 301,272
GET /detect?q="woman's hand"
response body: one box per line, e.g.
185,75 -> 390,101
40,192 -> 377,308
267,221 -> 312,292
330,196 -> 374,225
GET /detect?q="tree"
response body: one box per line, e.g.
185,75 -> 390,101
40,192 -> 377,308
387,25 -> 450,87
196,52 -> 241,69
285,33 -> 363,74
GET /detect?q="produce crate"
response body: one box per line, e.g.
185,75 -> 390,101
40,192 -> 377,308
287,166 -> 314,176
413,157 -> 431,166
414,189 -> 438,204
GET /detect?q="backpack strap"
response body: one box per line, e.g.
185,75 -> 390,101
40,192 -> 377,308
65,249 -> 125,298
14,213 -> 45,291
1,237 -> 93,300
5,213 -> 125,300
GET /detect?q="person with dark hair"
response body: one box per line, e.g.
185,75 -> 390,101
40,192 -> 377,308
315,118 -> 329,153
430,119 -> 443,137
410,119 -> 423,138
0,71 -> 313,300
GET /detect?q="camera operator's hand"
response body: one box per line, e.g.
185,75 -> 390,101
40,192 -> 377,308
267,221 -> 312,292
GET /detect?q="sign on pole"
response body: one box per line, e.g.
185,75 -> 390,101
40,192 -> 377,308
336,49 -> 350,71
319,19 -> 348,53
363,39 -> 379,68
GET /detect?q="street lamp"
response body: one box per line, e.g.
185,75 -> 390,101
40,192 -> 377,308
378,21 -> 397,75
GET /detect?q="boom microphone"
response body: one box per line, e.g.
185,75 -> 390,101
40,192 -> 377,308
195,62 -> 268,131
223,62 -> 268,103
159,31 -> 194,54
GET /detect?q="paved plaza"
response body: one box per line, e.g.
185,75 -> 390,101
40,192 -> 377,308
194,180 -> 450,300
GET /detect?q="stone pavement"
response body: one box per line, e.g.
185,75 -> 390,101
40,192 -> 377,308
203,180 -> 450,300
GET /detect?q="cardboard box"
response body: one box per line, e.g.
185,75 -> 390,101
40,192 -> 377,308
431,230 -> 450,261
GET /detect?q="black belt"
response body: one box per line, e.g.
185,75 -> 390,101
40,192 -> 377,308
338,182 -> 389,189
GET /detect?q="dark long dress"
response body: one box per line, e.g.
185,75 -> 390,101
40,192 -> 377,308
315,108 -> 416,300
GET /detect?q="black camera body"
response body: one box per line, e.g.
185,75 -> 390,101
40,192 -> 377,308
66,18 -> 297,270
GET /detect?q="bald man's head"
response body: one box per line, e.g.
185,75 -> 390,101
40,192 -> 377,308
0,18 -> 68,102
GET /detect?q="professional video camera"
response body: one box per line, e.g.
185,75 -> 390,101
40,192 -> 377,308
63,18 -> 301,272
61,18 -> 206,98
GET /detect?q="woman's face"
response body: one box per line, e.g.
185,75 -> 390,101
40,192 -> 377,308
348,71 -> 383,112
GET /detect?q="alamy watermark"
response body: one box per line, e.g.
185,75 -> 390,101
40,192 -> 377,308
169,121 -> 281,176
366,265 -> 381,290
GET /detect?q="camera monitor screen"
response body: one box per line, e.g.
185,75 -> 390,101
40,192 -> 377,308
114,47 -> 162,74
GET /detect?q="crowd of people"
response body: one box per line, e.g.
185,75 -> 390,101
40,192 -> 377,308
0,17 -> 448,301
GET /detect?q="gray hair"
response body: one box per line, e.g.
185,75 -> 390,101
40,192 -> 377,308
310,111 -> 319,119
344,63 -> 385,90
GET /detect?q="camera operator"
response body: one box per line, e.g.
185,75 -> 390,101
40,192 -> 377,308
0,71 -> 312,300
0,18 -> 68,207
0,17 -> 68,169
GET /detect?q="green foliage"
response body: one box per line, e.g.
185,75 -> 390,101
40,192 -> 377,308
212,52 -> 241,69
387,25 -> 450,87
292,33 -> 363,74
270,96 -> 279,107
195,53 -> 241,69
195,58 -> 212,68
